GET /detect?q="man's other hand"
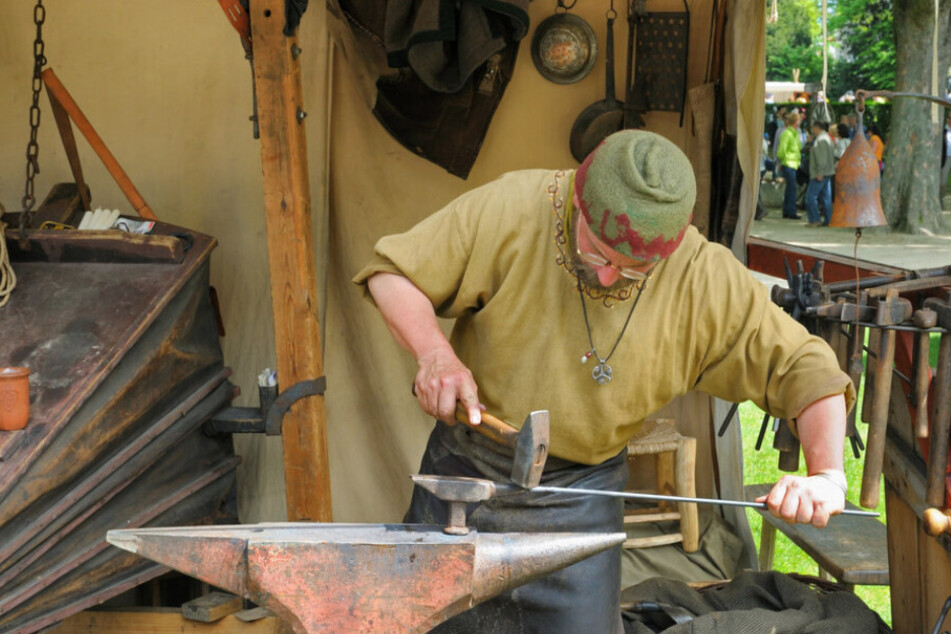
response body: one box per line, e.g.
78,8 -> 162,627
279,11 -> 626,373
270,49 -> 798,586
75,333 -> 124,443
756,471 -> 847,528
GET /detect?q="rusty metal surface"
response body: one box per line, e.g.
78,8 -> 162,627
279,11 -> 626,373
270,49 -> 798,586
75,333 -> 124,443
0,227 -> 211,429
0,372 -> 231,578
107,523 -> 626,633
0,223 -> 235,633
0,254 -> 222,504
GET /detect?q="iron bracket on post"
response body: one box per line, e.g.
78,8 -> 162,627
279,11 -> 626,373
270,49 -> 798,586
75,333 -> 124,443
206,376 -> 326,436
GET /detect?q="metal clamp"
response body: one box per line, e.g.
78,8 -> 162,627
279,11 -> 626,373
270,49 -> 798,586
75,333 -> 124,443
264,377 -> 326,435
207,376 -> 326,436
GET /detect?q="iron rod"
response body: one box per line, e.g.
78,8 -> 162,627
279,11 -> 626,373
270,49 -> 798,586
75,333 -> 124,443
528,485 -> 880,517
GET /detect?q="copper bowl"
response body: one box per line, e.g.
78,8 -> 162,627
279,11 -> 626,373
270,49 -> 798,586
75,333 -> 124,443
531,13 -> 598,85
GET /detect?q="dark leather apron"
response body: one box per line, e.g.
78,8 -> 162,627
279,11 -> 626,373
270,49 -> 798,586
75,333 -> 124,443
405,421 -> 628,633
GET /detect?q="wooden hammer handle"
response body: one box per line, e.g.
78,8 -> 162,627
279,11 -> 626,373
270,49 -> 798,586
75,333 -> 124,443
455,404 -> 519,449
861,323 -> 897,508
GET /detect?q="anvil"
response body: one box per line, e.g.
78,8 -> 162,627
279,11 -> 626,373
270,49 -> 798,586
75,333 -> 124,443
107,523 -> 624,633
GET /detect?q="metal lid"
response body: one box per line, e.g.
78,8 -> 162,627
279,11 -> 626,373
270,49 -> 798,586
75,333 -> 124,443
531,13 -> 598,85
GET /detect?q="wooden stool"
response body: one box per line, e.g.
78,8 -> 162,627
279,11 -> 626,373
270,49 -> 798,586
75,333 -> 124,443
624,418 -> 699,553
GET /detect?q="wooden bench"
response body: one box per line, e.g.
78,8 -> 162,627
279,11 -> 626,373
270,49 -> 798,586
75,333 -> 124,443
745,483 -> 889,591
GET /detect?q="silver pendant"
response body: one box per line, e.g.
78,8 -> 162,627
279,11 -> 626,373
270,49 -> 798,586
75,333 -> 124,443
592,362 -> 613,385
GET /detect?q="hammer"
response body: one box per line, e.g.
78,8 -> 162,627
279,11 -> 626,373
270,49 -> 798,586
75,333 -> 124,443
454,405 -> 550,489
860,288 -> 912,508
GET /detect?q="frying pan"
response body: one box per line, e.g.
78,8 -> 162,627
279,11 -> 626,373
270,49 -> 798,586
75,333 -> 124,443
531,13 -> 598,85
569,12 -> 624,163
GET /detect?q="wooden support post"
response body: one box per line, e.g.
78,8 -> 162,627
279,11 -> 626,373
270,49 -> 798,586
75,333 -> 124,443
250,0 -> 332,521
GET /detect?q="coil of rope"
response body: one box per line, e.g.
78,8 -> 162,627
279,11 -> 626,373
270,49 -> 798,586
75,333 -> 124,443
0,207 -> 15,308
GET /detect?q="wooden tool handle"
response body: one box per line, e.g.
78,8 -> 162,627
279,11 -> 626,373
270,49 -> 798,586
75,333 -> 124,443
455,404 -> 518,449
861,320 -> 897,508
915,330 -> 932,439
924,508 -> 951,536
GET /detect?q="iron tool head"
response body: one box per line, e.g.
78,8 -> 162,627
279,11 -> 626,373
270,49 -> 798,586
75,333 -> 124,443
512,410 -> 550,488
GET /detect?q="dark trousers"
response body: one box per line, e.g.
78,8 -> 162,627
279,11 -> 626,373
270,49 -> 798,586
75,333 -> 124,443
781,165 -> 799,217
805,177 -> 832,224
405,422 -> 627,633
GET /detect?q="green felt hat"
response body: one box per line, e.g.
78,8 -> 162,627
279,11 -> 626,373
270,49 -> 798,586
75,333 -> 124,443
575,130 -> 696,262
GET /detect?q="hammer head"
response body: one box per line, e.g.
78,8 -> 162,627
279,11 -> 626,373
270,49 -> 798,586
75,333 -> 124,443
511,410 -> 549,489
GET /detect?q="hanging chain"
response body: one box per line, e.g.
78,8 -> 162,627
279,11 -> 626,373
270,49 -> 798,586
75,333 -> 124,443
20,0 -> 47,235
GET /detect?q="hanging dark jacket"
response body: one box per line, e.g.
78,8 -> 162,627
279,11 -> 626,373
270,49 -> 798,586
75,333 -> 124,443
336,0 -> 528,178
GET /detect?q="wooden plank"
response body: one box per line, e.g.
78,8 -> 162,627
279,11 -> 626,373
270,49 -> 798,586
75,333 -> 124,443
622,534 -> 684,549
623,511 -> 681,523
920,514 -> 951,634
48,608 -> 281,633
745,484 -> 889,586
249,0 -> 332,522
886,483 -> 924,634
234,607 -> 273,623
182,592 -> 243,623
4,227 -> 184,264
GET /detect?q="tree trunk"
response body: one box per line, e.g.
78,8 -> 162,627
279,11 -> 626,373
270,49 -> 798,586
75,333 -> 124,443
881,0 -> 951,234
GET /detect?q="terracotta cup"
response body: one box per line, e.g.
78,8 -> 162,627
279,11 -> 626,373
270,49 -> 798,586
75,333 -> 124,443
0,367 -> 30,431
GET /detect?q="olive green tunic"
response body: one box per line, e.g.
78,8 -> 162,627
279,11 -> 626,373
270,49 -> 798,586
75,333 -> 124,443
354,169 -> 854,464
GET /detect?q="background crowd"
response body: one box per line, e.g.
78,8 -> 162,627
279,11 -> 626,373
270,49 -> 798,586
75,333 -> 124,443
761,102 -> 888,226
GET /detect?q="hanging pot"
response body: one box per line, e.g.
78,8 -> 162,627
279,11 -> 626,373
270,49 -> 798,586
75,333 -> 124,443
531,12 -> 598,85
569,12 -> 624,162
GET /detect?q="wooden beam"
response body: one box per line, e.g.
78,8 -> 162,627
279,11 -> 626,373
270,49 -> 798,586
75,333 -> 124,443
181,592 -> 243,623
249,0 -> 332,521
48,607 -> 281,633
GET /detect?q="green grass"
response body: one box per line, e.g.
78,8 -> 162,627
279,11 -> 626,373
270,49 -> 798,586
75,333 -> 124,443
732,333 -> 941,626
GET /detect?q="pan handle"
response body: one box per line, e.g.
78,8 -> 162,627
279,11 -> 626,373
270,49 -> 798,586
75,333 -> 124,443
605,15 -> 617,103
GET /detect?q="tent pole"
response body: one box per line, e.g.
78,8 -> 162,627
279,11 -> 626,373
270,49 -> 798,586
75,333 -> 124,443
250,0 -> 333,522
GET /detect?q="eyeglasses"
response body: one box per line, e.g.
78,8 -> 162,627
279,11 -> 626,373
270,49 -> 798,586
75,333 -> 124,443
575,247 -> 654,282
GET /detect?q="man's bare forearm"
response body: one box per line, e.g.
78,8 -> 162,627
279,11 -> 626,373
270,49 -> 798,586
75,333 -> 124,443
366,272 -> 452,362
366,272 -> 481,423
796,393 -> 847,476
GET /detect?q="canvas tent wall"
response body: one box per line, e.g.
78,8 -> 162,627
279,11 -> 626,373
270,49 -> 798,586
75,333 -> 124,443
0,0 -> 764,524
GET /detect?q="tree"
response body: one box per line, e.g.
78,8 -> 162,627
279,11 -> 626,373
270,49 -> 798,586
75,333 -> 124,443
766,0 -> 824,83
879,0 -> 951,233
828,0 -> 896,93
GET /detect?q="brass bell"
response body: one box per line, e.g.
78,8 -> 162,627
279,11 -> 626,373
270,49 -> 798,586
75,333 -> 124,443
831,107 -> 888,228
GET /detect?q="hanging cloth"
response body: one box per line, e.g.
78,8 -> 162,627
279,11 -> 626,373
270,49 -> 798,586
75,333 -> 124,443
384,0 -> 529,93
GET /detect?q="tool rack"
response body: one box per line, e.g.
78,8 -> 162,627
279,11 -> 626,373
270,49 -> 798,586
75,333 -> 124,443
748,236 -> 951,631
